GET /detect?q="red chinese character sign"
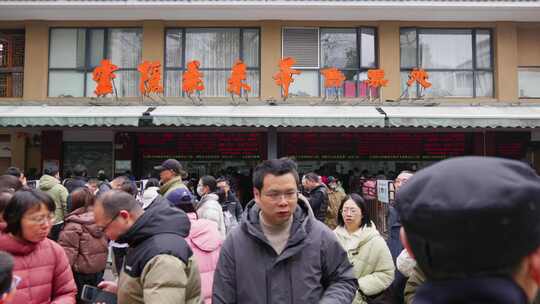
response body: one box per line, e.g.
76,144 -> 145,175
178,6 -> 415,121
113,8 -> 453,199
401,68 -> 432,100
183,60 -> 205,104
138,61 -> 164,100
92,59 -> 118,98
273,57 -> 300,101
366,69 -> 389,102
320,67 -> 346,103
227,60 -> 251,105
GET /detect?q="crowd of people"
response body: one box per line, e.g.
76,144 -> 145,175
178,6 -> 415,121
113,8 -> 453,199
0,156 -> 540,304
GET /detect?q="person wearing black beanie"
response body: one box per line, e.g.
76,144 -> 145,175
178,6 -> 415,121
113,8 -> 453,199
396,156 -> 540,304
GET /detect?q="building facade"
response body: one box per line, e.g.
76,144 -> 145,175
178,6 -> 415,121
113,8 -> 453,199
0,0 -> 540,183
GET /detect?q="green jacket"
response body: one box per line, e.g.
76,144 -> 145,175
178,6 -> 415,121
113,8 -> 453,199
118,254 -> 201,304
159,177 -> 186,198
39,174 -> 68,224
404,264 -> 426,304
334,224 -> 395,304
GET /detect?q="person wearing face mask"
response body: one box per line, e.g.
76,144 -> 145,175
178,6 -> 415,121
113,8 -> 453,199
196,176 -> 226,239
324,176 -> 346,230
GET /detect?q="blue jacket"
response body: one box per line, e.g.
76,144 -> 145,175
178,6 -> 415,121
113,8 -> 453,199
414,276 -> 529,304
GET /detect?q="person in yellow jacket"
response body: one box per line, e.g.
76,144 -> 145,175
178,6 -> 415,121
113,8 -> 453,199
334,193 -> 395,304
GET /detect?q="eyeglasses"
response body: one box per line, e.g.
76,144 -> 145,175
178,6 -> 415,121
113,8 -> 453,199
263,191 -> 298,202
10,275 -> 21,291
342,208 -> 360,215
97,213 -> 119,234
25,213 -> 55,225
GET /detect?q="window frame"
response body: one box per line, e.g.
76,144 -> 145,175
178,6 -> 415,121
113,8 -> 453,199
163,27 -> 261,97
281,26 -> 379,98
0,29 -> 25,98
518,66 -> 540,99
47,27 -> 142,97
399,27 -> 494,98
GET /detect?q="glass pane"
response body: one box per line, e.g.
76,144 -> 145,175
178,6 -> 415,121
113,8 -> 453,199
320,70 -> 357,98
165,70 -> 183,97
246,70 -> 260,97
48,71 -> 84,97
320,29 -> 357,69
361,28 -> 376,68
419,29 -> 473,69
200,70 -> 229,97
401,71 -> 418,98
358,71 -> 378,98
400,28 -> 417,68
475,71 -> 493,97
89,29 -> 105,68
115,70 -> 139,97
243,29 -> 260,68
424,71 -> 473,97
519,68 -> 540,98
108,29 -> 142,69
85,72 -> 96,97
186,29 -> 239,69
289,70 -> 318,97
49,28 -> 86,68
476,30 -> 492,69
166,29 -> 183,68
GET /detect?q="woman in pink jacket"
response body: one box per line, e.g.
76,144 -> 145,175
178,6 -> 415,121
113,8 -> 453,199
0,188 -> 77,304
168,188 -> 223,304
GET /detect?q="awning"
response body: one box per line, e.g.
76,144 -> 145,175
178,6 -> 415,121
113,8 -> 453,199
381,106 -> 540,128
149,106 -> 385,128
0,106 -> 147,127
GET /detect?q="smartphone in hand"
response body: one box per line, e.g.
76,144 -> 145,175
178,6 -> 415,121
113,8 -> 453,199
81,284 -> 117,304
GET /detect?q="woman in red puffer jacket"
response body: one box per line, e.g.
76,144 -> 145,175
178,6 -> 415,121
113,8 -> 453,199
0,188 -> 77,304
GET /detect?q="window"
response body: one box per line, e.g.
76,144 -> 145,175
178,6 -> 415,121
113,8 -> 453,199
48,28 -> 142,97
282,27 -> 377,98
0,30 -> 24,97
165,28 -> 260,97
519,68 -> 540,98
400,28 -> 493,98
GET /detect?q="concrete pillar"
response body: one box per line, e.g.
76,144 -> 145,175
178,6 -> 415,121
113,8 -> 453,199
23,21 -> 49,100
495,22 -> 519,102
10,131 -> 26,169
378,22 -> 402,101
142,21 -> 165,70
267,127 -> 278,159
260,21 -> 282,100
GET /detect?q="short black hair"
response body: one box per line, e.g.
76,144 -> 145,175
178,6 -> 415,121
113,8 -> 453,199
43,166 -> 59,176
96,190 -> 141,219
0,175 -> 22,192
216,177 -> 229,185
337,193 -> 372,228
0,251 -> 14,295
112,176 -> 138,197
174,202 -> 196,214
4,189 -> 56,236
5,167 -> 21,178
253,158 -> 299,191
303,172 -> 320,183
0,188 -> 15,216
145,178 -> 160,189
200,176 -> 217,193
73,164 -> 87,177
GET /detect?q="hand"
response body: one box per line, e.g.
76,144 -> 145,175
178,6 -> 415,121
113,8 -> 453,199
97,281 -> 118,294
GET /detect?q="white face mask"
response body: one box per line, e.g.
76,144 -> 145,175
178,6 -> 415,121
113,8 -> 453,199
197,185 -> 205,197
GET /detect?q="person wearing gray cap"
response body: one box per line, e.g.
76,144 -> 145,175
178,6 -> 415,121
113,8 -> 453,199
396,156 -> 540,304
154,159 -> 188,197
